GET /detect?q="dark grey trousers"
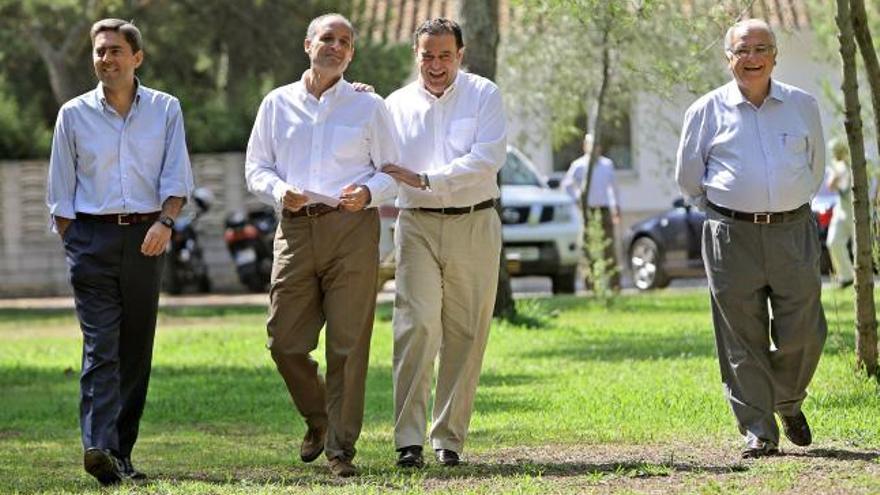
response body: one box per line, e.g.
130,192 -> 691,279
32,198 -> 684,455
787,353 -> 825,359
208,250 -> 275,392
702,207 -> 827,446
64,218 -> 163,457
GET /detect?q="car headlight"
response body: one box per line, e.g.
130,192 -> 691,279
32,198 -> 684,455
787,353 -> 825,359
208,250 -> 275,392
553,203 -> 578,223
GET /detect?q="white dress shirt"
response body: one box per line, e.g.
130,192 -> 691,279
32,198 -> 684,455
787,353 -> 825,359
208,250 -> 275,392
245,75 -> 399,208
47,81 -> 194,221
676,80 -> 825,213
561,155 -> 618,208
385,71 -> 507,208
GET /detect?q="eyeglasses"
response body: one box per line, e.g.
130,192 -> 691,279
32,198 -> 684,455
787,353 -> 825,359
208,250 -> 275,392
728,44 -> 775,59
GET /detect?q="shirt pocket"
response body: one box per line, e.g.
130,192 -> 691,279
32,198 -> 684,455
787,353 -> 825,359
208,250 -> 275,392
448,117 -> 477,155
331,125 -> 367,163
781,132 -> 809,167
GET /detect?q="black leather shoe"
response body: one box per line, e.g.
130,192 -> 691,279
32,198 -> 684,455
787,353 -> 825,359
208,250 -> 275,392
741,439 -> 780,459
780,411 -> 812,447
434,448 -> 460,466
396,445 -> 424,468
300,424 -> 327,463
83,448 -> 123,486
119,456 -> 147,480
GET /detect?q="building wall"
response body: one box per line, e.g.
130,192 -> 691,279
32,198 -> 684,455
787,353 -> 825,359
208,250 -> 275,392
0,153 -> 257,297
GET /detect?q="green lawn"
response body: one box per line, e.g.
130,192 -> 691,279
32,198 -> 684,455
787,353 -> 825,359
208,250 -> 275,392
1,288 -> 879,494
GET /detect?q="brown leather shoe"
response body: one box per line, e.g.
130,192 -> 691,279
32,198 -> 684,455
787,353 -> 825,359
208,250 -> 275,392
328,456 -> 357,477
780,411 -> 812,447
741,439 -> 780,459
300,424 -> 326,463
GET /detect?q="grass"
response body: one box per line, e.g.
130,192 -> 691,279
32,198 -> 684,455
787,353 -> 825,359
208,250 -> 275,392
1,288 -> 879,494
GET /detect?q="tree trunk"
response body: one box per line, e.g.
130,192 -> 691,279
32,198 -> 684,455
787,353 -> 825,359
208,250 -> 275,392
581,26 -> 612,291
459,0 -> 514,318
835,0 -> 878,377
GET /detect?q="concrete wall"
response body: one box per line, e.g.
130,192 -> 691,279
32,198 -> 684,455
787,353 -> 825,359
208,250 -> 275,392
0,152 -> 259,297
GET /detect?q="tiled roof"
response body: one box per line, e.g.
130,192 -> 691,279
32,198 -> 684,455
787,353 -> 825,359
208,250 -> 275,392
351,0 -> 813,45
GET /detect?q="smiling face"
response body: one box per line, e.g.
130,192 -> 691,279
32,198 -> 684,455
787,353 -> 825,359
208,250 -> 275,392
415,33 -> 463,97
727,25 -> 776,95
92,30 -> 142,90
304,17 -> 354,77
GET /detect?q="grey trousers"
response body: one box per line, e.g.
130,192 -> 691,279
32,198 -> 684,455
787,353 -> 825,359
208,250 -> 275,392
702,207 -> 827,445
64,219 -> 163,457
266,209 -> 379,462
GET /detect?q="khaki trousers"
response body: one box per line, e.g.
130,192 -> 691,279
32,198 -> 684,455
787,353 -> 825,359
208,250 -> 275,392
267,208 -> 379,462
392,207 -> 501,453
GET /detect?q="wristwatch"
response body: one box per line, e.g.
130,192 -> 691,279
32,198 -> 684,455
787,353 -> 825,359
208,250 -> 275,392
157,214 -> 175,229
418,173 -> 430,190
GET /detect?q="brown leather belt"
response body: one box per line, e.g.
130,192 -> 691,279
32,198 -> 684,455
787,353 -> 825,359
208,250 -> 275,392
282,203 -> 339,219
76,212 -> 160,225
416,198 -> 497,215
707,202 -> 809,224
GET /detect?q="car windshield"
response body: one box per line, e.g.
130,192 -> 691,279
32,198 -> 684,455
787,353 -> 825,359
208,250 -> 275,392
500,151 -> 543,187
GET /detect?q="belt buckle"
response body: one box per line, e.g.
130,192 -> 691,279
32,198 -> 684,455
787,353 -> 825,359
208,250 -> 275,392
305,204 -> 321,217
753,213 -> 771,224
117,214 -> 130,226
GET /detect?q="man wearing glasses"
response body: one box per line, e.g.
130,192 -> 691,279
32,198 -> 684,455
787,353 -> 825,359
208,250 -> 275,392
675,19 -> 826,458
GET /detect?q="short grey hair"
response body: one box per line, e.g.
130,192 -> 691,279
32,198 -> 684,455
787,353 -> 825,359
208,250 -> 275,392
306,13 -> 356,42
724,18 -> 776,53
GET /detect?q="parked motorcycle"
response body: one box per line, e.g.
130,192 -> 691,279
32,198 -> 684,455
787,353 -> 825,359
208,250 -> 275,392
163,187 -> 213,294
223,206 -> 277,292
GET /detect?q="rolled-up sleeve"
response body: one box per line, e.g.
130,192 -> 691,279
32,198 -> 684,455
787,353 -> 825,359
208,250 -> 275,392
46,106 -> 77,227
159,98 -> 195,204
675,104 -> 709,208
245,97 -> 288,206
427,85 -> 507,196
363,100 -> 399,206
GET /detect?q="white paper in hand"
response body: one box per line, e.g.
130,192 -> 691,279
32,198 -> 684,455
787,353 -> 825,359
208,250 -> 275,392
304,190 -> 340,207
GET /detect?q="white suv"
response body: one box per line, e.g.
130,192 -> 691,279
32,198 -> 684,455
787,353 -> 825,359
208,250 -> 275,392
377,147 -> 584,294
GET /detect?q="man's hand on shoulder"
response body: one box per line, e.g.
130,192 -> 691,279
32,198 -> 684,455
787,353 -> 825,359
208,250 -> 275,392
351,82 -> 375,93
141,221 -> 172,256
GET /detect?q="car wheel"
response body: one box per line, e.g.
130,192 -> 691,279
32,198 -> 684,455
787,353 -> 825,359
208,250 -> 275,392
629,236 -> 669,290
551,270 -> 576,294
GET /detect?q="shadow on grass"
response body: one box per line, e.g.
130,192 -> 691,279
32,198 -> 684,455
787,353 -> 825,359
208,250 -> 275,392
796,448 -> 880,462
160,458 -> 748,488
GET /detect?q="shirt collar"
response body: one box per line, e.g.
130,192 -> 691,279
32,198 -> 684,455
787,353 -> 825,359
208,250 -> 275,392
724,78 -> 784,107
417,70 -> 461,101
298,71 -> 348,102
95,78 -> 143,110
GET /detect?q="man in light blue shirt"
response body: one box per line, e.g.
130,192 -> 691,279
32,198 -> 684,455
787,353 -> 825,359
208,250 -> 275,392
675,19 -> 826,459
45,18 -> 193,486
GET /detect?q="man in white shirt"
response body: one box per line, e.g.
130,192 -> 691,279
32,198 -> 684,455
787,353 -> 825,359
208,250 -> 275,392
561,133 -> 621,289
825,138 -> 854,288
382,18 -> 507,469
244,13 -> 398,478
676,19 -> 826,459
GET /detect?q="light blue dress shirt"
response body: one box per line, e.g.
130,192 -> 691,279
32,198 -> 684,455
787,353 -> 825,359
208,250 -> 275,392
46,81 -> 194,223
675,80 -> 825,213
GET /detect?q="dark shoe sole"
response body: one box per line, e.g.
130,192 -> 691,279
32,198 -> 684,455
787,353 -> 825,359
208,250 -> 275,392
83,449 -> 122,486
780,412 -> 813,447
741,447 -> 780,459
300,446 -> 324,463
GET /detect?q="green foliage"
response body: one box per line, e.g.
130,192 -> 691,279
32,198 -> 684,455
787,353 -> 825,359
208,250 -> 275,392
581,209 -> 617,305
347,42 -> 413,97
0,76 -> 52,159
0,0 -> 413,158
499,0 -> 739,150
